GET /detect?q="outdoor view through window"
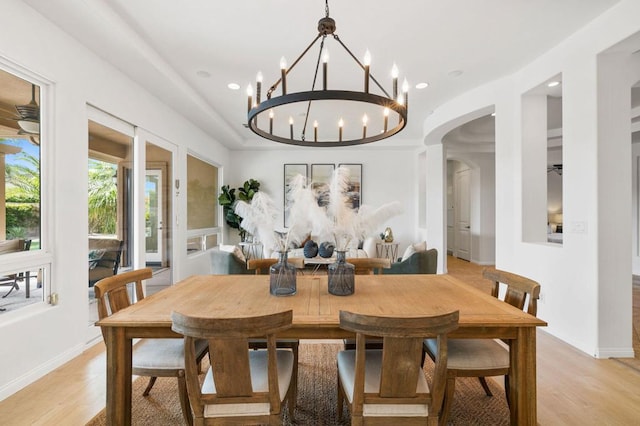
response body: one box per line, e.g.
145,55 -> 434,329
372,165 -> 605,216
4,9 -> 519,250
1,67 -> 43,313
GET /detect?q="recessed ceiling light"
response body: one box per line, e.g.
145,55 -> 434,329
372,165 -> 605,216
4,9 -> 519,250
448,70 -> 463,78
547,81 -> 560,87
491,112 -> 496,117
415,82 -> 429,89
196,70 -> 211,78
227,83 -> 240,90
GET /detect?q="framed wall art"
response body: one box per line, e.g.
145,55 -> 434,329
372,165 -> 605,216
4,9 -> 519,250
283,163 -> 309,227
311,163 -> 335,207
338,163 -> 362,209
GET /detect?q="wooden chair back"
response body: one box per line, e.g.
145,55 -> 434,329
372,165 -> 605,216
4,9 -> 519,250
339,310 -> 459,416
94,268 -> 152,321
482,268 -> 540,315
247,257 -> 304,274
347,257 -> 391,275
171,310 -> 293,419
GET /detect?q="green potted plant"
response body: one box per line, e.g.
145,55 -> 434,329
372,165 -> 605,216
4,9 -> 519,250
218,179 -> 260,241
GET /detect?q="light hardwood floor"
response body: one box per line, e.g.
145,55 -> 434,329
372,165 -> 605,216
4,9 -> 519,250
1,257 -> 640,425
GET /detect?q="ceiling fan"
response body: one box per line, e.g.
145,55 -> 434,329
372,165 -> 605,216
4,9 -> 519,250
0,84 -> 40,145
547,164 -> 563,175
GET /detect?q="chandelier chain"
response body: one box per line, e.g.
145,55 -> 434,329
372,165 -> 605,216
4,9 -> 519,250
301,35 -> 327,141
325,0 -> 329,18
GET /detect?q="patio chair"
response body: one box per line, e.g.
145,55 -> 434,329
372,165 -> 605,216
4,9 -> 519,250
1,239 -> 32,298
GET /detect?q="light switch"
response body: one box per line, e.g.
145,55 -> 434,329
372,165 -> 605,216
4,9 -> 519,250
570,221 -> 587,234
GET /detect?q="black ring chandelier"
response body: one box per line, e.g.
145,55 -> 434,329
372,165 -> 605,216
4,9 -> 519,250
246,0 -> 408,147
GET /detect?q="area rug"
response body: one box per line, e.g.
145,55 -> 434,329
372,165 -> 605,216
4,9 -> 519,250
86,342 -> 510,425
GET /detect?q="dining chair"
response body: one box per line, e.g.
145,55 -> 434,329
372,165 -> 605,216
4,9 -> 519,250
246,257 -> 305,274
336,309 -> 459,426
423,268 -> 540,425
342,258 -> 392,352
246,256 -> 302,403
171,309 -> 297,425
345,257 -> 391,275
94,268 -> 208,426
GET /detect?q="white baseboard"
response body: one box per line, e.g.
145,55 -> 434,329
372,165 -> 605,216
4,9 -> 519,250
0,343 -> 85,402
470,258 -> 495,266
595,347 -> 635,359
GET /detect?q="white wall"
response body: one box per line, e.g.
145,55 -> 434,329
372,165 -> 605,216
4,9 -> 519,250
422,0 -> 640,357
227,148 -> 419,255
0,0 -> 229,399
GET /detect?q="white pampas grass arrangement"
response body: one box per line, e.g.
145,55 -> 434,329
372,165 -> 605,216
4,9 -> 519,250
234,166 -> 403,253
235,192 -> 284,252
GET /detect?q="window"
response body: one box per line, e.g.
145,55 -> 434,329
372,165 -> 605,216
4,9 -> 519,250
186,154 -> 219,253
1,65 -> 49,313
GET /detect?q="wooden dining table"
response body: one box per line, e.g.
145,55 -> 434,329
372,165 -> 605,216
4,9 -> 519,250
97,273 -> 546,425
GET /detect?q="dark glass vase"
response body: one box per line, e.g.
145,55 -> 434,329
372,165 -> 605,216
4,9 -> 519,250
328,250 -> 355,296
270,251 -> 297,296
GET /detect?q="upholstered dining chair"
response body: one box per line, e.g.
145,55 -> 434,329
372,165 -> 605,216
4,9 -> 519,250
171,309 -> 297,425
245,256 -> 302,403
336,310 -> 459,426
423,268 -> 540,425
94,268 -> 208,426
246,257 -> 305,274
342,258 -> 392,352
345,257 -> 391,275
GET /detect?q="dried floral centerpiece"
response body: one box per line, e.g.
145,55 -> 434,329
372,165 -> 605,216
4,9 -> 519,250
235,166 -> 402,296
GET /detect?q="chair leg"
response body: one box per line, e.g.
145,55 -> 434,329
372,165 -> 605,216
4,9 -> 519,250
439,375 -> 456,426
291,342 -> 299,409
177,373 -> 194,426
504,374 -> 510,407
142,376 -> 157,396
2,281 -> 19,298
337,371 -> 344,419
478,377 -> 493,396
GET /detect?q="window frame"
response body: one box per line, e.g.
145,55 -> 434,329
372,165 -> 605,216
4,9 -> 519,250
0,59 -> 54,315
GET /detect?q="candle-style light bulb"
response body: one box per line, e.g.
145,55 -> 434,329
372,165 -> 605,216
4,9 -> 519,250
256,71 -> 263,104
314,120 -> 318,142
280,56 -> 287,95
391,63 -> 399,100
322,48 -> 329,90
338,118 -> 344,142
362,114 -> 368,138
246,84 -> 253,113
289,116 -> 294,140
269,109 -> 274,134
363,50 -> 371,66
363,49 -> 371,93
391,63 -> 399,78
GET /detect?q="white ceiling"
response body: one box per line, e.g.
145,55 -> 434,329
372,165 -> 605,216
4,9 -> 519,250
23,0 -> 622,149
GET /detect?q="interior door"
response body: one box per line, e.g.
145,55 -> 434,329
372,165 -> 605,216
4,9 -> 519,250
455,169 -> 471,261
145,169 -> 163,264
